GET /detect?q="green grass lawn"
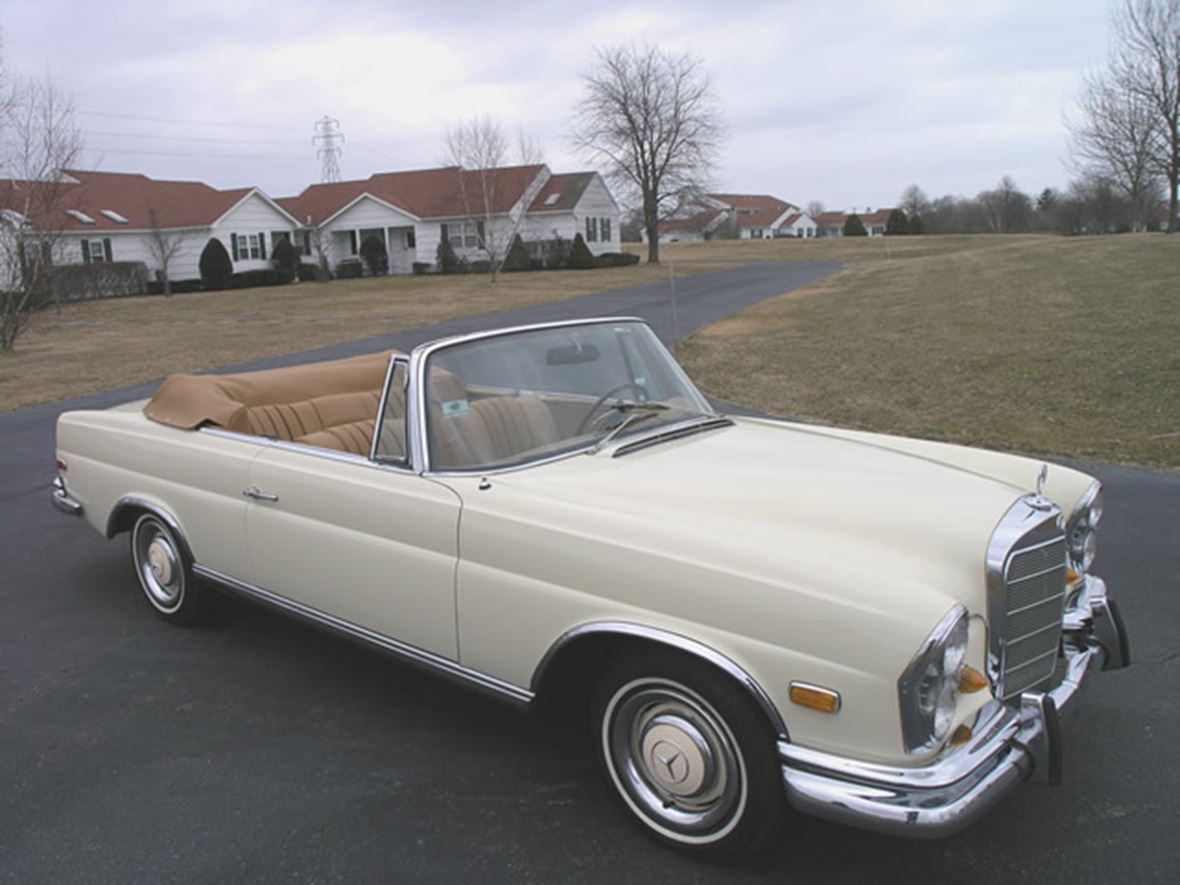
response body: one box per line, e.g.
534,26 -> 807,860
675,234 -> 1180,468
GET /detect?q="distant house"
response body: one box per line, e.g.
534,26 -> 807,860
0,169 -> 300,285
647,193 -> 816,242
1,164 -> 622,289
815,208 -> 897,237
278,164 -> 621,274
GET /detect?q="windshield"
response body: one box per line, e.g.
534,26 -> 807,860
423,321 -> 715,470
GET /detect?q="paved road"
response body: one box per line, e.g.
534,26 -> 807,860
2,262 -> 1177,883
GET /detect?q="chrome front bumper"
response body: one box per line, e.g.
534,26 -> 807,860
779,577 -> 1129,837
51,476 -> 84,516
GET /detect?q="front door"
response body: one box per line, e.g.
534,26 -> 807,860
243,443 -> 460,658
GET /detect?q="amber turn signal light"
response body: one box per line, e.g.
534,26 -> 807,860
1066,567 -> 1081,584
950,724 -> 973,746
959,666 -> 988,694
789,682 -> 841,714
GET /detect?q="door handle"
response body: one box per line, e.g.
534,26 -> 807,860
242,486 -> 280,502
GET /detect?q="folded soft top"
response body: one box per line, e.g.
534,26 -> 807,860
143,351 -> 396,435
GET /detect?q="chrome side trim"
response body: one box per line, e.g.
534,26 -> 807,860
199,426 -> 416,475
51,476 -> 84,516
191,564 -> 534,704
530,621 -> 788,738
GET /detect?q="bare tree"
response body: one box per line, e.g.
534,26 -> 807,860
899,185 -> 931,219
143,209 -> 183,295
0,66 -> 83,351
1069,69 -> 1162,230
977,176 -> 1033,233
1111,0 -> 1180,231
443,115 -> 543,281
571,44 -> 723,264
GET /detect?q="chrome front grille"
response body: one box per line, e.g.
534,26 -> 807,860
986,498 -> 1068,701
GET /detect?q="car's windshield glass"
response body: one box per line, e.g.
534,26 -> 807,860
424,321 -> 715,470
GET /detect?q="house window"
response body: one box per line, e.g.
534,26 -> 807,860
444,222 -> 480,249
405,229 -> 416,249
233,233 -> 261,261
81,238 -> 111,263
272,231 -> 291,251
586,217 -> 598,242
302,231 -> 312,256
601,218 -> 612,242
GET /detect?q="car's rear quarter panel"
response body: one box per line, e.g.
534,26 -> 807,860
56,406 -> 263,581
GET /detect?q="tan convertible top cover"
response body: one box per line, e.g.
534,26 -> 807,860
143,351 -> 396,433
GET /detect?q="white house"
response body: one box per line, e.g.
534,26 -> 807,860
278,164 -> 621,274
815,208 -> 897,237
648,193 -> 815,242
0,170 -> 302,285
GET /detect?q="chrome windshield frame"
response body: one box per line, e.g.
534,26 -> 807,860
406,317 -> 712,475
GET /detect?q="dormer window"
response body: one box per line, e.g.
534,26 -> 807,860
100,209 -> 129,224
66,209 -> 96,225
544,193 -> 561,207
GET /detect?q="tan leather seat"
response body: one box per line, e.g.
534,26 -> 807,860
432,394 -> 560,469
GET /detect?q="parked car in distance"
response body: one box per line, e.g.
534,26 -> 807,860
52,317 -> 1129,855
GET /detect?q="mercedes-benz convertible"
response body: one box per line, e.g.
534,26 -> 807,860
52,317 -> 1129,855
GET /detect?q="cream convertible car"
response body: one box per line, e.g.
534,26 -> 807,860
53,317 -> 1128,855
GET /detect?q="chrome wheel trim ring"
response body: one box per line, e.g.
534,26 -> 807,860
134,518 -> 184,612
602,678 -> 747,844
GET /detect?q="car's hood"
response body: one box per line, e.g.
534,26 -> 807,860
455,417 -> 1047,654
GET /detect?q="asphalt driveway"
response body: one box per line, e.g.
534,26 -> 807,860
2,261 -> 1177,883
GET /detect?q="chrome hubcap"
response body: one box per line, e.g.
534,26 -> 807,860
604,679 -> 746,842
640,716 -> 712,796
135,519 -> 183,610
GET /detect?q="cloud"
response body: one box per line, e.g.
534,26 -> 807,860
3,0 -> 1111,206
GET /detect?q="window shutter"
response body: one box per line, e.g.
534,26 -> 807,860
81,239 -> 91,264
103,238 -> 113,262
259,232 -> 267,260
349,230 -> 358,254
303,231 -> 311,256
476,220 -> 485,246
440,223 -> 449,243
230,233 -> 239,261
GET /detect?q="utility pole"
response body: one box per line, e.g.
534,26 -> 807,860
313,116 -> 344,183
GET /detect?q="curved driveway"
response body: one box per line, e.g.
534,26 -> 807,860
2,261 -> 1176,883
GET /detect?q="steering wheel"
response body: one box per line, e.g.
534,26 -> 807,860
576,382 -> 651,435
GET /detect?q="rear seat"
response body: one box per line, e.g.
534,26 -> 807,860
144,351 -> 394,456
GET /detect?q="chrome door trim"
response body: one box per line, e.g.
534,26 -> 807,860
192,564 -> 534,704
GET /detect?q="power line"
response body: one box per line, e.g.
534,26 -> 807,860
80,129 -> 297,146
312,116 -> 344,183
82,147 -> 306,161
76,108 -> 307,133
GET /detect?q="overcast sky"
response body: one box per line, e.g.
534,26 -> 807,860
3,0 -> 1113,210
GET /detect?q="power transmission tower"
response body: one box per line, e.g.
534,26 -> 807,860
312,116 -> 344,183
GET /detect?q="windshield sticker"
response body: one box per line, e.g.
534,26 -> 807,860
442,399 -> 469,419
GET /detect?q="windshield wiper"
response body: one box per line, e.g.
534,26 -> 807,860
588,402 -> 669,454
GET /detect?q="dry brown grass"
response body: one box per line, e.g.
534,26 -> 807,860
675,234 -> 1180,468
0,262 -> 734,412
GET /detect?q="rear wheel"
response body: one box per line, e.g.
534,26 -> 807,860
130,512 -> 206,624
593,653 -> 780,856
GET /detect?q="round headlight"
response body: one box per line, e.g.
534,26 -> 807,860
1070,524 -> 1098,571
1087,488 -> 1104,528
898,605 -> 970,753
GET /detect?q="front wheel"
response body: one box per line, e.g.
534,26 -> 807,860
593,653 -> 780,856
130,512 -> 206,624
